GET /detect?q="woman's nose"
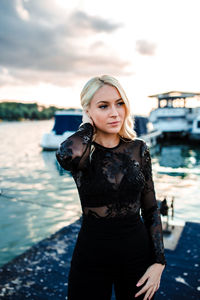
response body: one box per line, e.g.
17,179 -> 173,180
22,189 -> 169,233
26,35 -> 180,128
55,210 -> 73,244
109,105 -> 119,116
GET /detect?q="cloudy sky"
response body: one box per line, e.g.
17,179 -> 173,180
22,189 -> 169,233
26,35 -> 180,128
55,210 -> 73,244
0,0 -> 200,115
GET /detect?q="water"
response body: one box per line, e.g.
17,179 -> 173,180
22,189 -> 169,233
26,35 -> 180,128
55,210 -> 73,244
0,120 -> 200,267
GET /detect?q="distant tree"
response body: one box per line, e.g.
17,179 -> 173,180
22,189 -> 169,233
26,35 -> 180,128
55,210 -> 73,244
0,101 -> 72,121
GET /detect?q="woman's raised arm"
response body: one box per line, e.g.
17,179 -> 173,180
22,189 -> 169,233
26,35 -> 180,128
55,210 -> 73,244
56,122 -> 94,172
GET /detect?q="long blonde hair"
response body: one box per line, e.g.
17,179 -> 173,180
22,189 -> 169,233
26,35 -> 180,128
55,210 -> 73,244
80,75 -> 137,141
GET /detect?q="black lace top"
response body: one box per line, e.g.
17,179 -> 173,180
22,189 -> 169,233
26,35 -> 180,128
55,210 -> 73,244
56,122 -> 167,266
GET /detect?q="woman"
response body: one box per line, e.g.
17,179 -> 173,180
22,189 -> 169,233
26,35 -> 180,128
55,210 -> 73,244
56,75 -> 167,300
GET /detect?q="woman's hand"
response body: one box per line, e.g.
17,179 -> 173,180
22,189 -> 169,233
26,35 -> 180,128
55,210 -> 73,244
135,263 -> 165,300
82,110 -> 94,126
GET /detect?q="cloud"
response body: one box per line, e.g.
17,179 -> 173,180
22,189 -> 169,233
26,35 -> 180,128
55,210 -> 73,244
135,40 -> 157,56
16,0 -> 30,21
0,0 -> 127,87
70,11 -> 122,33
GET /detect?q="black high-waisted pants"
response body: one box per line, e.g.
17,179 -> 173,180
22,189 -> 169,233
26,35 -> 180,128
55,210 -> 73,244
67,213 -> 156,300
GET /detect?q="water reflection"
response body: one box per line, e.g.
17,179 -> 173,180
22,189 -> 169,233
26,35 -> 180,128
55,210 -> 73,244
155,143 -> 200,176
160,143 -> 199,168
160,147 -> 184,168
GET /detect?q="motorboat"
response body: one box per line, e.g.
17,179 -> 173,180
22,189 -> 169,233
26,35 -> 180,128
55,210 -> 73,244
149,91 -> 200,139
40,110 -> 82,150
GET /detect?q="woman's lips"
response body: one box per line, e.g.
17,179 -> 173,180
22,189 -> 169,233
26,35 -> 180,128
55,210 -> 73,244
109,121 -> 120,125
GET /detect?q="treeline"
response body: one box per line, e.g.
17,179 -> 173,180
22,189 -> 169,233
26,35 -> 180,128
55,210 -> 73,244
0,101 -> 67,121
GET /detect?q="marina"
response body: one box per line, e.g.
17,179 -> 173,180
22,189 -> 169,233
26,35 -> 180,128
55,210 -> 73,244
1,1 -> 200,299
40,90 -> 200,153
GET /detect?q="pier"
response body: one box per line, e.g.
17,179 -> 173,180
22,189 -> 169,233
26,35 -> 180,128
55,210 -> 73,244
0,217 -> 199,299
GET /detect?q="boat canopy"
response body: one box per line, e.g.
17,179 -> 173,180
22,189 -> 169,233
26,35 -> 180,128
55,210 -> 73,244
52,111 -> 82,135
148,91 -> 200,108
149,91 -> 200,100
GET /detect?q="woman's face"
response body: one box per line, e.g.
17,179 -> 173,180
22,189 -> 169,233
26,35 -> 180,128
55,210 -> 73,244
87,84 -> 126,135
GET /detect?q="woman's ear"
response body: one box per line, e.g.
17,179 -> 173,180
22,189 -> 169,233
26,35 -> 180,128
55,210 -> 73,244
86,110 -> 91,118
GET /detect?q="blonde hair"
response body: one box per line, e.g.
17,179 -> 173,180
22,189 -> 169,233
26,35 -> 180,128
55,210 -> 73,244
80,75 -> 137,141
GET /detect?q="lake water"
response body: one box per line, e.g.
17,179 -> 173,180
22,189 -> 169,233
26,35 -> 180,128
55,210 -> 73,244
0,120 -> 200,267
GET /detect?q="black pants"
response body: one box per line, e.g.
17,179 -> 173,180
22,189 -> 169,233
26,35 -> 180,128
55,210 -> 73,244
68,213 -> 156,300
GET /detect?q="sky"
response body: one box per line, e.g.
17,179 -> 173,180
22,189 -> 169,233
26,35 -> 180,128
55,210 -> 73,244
0,0 -> 200,116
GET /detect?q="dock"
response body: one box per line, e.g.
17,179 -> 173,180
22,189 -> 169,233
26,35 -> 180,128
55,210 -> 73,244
0,217 -> 199,299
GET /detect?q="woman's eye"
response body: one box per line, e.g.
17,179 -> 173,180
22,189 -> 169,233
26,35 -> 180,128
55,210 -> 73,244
99,102 -> 124,109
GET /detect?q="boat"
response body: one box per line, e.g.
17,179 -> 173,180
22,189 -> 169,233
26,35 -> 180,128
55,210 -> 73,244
40,110 -> 82,150
148,91 -> 200,139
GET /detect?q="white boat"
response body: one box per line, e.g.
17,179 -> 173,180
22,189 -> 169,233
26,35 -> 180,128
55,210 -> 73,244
40,110 -> 82,150
149,91 -> 200,138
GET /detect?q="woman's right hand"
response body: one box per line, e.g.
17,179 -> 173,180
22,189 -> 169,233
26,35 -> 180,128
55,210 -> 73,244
82,110 -> 94,126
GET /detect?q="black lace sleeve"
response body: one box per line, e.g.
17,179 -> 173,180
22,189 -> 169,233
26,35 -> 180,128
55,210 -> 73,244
140,140 -> 167,266
56,122 -> 94,171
